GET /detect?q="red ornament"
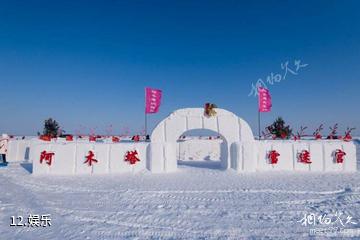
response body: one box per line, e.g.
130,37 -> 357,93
89,136 -> 96,142
343,134 -> 352,142
280,132 -> 287,139
66,135 -> 73,141
132,135 -> 140,142
334,149 -> 346,164
125,150 -> 140,165
39,135 -> 51,141
298,150 -> 312,164
112,136 -> 120,143
313,124 -> 324,140
293,135 -> 299,141
204,103 -> 217,117
40,151 -> 55,166
84,151 -> 98,166
268,150 -> 280,164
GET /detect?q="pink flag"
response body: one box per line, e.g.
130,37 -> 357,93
258,87 -> 272,112
145,87 -> 162,114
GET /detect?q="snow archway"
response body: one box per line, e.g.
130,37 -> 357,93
148,108 -> 255,173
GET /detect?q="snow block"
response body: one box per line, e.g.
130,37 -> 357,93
342,142 -> 356,172
308,142 -> 324,171
149,142 -> 177,173
187,116 -> 203,131
165,115 -> 187,142
271,142 -> 293,171
49,143 -> 76,175
109,143 -> 133,173
132,143 -> 148,173
6,139 -> 32,162
164,142 -> 177,172
217,115 -> 239,143
149,142 -> 165,173
91,144 -> 111,174
220,141 -> 229,169
293,142 -> 310,171
242,142 -> 257,172
203,116 -> 218,132
230,142 -> 256,172
75,143 -> 96,174
32,143 -> 53,175
323,141 -> 345,172
257,141 -> 273,171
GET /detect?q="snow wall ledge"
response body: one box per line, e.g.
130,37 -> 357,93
28,140 -> 357,175
231,140 -> 357,172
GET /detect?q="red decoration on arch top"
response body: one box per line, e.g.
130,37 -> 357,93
204,103 -> 217,117
298,150 -> 312,164
125,150 -> 140,165
84,151 -> 98,166
268,150 -> 280,164
40,151 -> 55,166
334,149 -> 346,164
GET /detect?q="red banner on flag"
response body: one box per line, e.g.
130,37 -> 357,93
145,87 -> 162,114
258,87 -> 272,112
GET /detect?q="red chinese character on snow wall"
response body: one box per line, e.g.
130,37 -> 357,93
268,150 -> 280,164
40,151 -> 55,166
298,150 -> 312,164
84,151 -> 98,166
124,150 -> 140,165
334,149 -> 346,164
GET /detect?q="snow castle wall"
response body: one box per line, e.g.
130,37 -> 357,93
231,140 -> 357,172
32,142 -> 149,175
12,107 -> 357,174
6,139 -> 37,162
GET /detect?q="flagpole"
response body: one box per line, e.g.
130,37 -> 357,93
144,88 -> 147,137
145,113 -> 147,137
258,110 -> 261,140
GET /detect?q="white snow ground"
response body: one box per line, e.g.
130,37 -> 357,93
0,140 -> 360,239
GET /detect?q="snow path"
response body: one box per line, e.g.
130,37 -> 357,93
0,142 -> 359,239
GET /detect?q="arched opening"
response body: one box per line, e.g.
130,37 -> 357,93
176,129 -> 227,170
149,108 -> 255,173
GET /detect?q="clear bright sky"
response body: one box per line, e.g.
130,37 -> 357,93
0,0 -> 359,136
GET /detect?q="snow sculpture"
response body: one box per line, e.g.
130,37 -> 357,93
149,108 -> 255,173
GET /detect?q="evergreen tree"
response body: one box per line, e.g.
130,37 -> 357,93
266,117 -> 292,139
43,118 -> 61,137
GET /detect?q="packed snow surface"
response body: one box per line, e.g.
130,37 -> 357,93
0,140 -> 359,239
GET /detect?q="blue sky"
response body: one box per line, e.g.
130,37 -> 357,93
0,0 -> 359,136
